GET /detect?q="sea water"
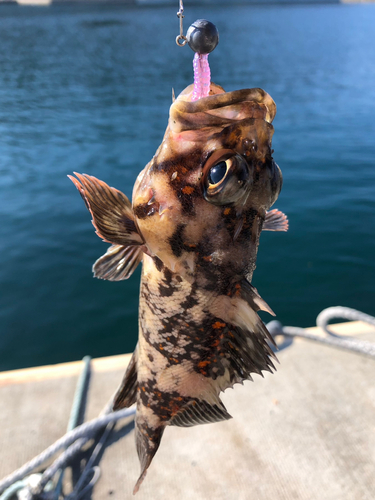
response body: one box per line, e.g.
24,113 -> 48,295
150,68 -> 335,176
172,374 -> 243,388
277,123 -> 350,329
1,2 -> 374,370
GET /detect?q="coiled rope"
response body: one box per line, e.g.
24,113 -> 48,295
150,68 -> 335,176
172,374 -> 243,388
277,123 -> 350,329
0,391 -> 135,499
0,306 -> 374,499
267,306 -> 375,358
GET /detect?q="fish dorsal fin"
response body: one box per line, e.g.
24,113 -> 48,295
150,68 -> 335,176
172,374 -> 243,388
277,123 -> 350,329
170,399 -> 232,427
113,348 -> 138,410
239,279 -> 276,317
69,173 -> 144,247
263,209 -> 289,232
93,244 -> 143,281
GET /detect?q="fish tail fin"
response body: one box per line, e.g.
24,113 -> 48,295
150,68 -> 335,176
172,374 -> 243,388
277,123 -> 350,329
133,419 -> 165,495
113,349 -> 138,410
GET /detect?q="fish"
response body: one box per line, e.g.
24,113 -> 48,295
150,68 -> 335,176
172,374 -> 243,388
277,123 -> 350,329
69,82 -> 288,493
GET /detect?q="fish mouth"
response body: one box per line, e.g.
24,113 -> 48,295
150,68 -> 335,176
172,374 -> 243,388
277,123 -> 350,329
177,82 -> 226,103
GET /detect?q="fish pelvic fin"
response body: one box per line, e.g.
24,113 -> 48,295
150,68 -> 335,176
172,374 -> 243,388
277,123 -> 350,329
263,208 -> 289,232
69,173 -> 146,280
133,419 -> 165,495
113,348 -> 138,410
170,398 -> 232,427
93,244 -> 143,281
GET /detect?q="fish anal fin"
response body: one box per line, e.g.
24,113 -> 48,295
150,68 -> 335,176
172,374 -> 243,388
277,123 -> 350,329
93,244 -> 143,281
113,349 -> 138,410
263,209 -> 289,232
68,173 -> 144,247
170,399 -> 232,427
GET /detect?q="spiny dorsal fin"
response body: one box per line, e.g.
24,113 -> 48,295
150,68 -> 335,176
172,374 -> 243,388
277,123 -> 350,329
69,173 -> 144,247
239,279 -> 276,317
170,399 -> 232,427
93,244 -> 143,281
263,209 -> 289,231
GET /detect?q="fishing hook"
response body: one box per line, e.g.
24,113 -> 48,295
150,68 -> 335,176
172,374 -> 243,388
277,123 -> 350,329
176,0 -> 187,47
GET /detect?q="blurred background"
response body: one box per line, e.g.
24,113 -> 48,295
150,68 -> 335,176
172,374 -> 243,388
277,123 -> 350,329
0,1 -> 374,371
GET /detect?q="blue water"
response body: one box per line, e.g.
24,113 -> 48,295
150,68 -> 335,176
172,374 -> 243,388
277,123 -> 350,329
1,2 -> 374,371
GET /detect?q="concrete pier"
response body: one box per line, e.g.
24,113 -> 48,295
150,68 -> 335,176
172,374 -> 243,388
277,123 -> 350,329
0,321 -> 374,499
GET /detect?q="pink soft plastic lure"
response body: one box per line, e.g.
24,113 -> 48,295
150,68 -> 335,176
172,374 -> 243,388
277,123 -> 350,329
191,53 -> 211,101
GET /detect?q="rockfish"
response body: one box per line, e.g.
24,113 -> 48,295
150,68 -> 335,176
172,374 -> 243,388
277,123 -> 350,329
69,82 -> 287,493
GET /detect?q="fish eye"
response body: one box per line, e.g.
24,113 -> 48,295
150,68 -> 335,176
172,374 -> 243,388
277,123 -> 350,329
208,161 -> 228,186
202,153 -> 252,206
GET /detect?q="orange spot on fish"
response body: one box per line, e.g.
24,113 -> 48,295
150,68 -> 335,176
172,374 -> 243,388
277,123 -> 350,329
203,255 -> 212,262
198,360 -> 210,368
224,207 -> 231,215
159,345 -> 164,350
182,185 -> 194,195
181,167 -> 188,174
142,386 -> 146,392
213,321 -> 226,329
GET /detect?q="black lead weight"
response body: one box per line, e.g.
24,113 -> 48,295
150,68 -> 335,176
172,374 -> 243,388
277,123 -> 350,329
186,19 -> 219,54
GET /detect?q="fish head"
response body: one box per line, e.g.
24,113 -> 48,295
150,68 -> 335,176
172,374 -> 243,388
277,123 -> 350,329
132,83 -> 283,283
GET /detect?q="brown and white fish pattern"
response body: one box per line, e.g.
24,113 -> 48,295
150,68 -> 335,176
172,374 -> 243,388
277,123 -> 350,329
69,82 -> 288,493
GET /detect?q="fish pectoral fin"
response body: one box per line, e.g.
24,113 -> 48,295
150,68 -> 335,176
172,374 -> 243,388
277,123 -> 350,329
170,399 -> 232,427
263,209 -> 289,231
93,244 -> 143,281
68,172 -> 144,247
113,348 -> 138,410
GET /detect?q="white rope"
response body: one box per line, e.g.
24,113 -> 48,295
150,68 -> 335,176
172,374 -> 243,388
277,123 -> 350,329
0,407 -> 135,497
267,306 -> 375,358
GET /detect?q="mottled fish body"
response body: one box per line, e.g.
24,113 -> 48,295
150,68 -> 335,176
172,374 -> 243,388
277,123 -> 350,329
70,82 -> 287,493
